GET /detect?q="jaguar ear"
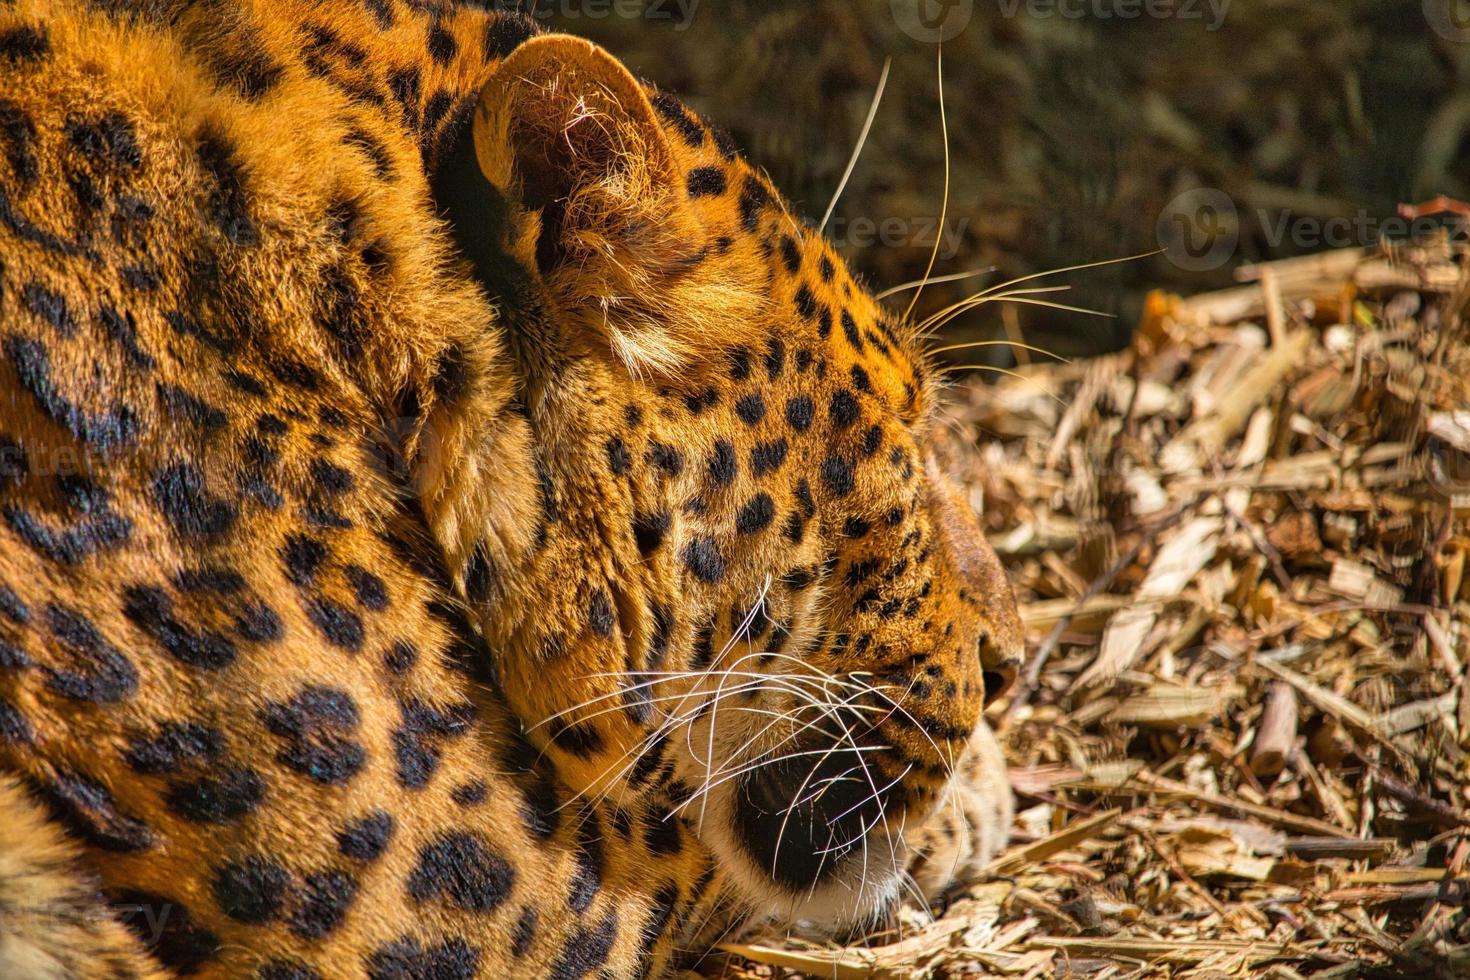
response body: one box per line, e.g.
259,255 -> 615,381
463,34 -> 761,375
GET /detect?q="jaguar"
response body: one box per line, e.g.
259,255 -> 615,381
0,0 -> 1022,975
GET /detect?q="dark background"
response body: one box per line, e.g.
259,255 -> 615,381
540,0 -> 1458,358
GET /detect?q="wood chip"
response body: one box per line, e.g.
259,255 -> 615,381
1073,516 -> 1224,690
1108,682 -> 1244,728
1250,681 -> 1299,776
986,809 -> 1125,877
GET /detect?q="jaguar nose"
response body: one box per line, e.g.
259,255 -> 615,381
982,664 -> 1017,706
978,629 -> 1020,706
734,736 -> 887,892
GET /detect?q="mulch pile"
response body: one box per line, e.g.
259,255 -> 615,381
700,240 -> 1470,978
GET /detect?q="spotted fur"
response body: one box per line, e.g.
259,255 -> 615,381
0,0 -> 1022,975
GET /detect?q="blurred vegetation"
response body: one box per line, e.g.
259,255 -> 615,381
541,0 -> 1465,358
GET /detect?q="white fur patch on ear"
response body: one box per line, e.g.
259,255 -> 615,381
567,253 -> 770,380
470,34 -> 767,377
